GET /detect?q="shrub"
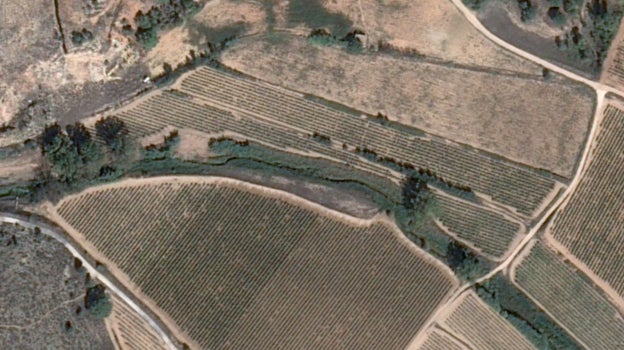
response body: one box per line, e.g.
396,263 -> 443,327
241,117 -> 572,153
84,284 -> 112,319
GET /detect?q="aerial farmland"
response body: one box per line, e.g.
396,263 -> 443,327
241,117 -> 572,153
1,0 -> 624,349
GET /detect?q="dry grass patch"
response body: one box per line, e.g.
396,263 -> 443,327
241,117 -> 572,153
323,0 -> 541,76
221,35 -> 594,177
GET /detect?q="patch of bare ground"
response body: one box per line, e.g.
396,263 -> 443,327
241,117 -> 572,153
0,0 -> 148,145
323,0 -> 542,76
0,149 -> 40,186
0,223 -> 113,349
221,34 -> 594,177
174,128 -> 212,161
49,176 -> 458,350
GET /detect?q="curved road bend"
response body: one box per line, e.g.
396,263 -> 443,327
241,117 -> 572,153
0,214 -> 178,350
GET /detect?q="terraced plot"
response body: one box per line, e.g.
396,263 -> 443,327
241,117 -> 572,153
55,177 -> 457,350
548,103 -> 624,296
112,66 -> 560,218
440,292 -> 535,350
513,241 -> 624,350
180,67 -> 558,217
436,194 -> 524,259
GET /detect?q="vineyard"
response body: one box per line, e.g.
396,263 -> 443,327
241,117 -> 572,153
548,104 -> 624,297
55,177 -> 457,350
439,291 -> 535,350
109,295 -> 167,350
111,66 -> 560,218
436,194 -> 524,259
603,38 -> 624,91
417,328 -> 465,350
513,241 -> 624,350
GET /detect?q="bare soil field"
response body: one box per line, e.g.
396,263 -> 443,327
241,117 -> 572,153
546,102 -> 624,299
0,222 -> 113,349
512,241 -> 624,350
438,291 -> 535,350
53,176 -> 458,350
221,34 -> 594,178
324,0 -> 542,76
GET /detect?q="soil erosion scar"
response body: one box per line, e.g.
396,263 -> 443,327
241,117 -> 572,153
53,0 -> 67,54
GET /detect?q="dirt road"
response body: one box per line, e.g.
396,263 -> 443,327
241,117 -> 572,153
0,214 -> 178,350
408,2 -> 618,346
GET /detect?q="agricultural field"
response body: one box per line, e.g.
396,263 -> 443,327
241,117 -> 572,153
547,102 -> 624,297
512,241 -> 624,350
415,328 -> 467,350
0,223 -> 113,349
436,193 -> 525,260
54,177 -> 458,349
221,34 -> 594,178
438,291 -> 535,350
108,295 -> 167,350
106,66 -> 562,219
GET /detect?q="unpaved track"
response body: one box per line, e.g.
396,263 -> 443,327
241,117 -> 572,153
0,214 -> 178,350
408,2 -> 617,347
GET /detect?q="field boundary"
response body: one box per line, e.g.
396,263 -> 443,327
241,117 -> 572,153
48,175 -> 460,348
0,213 -> 178,350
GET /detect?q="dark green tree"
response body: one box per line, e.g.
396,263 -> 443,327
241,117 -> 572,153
95,116 -> 128,154
84,284 -> 112,319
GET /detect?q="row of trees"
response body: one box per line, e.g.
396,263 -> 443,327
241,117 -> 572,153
37,116 -> 128,185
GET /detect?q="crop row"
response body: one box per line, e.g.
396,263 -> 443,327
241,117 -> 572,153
442,292 -> 535,350
550,104 -> 624,296
418,328 -> 463,350
513,242 -> 624,350
57,180 -> 456,349
176,67 -> 557,217
111,296 -> 166,350
119,92 -> 396,180
436,195 -> 524,259
115,76 -> 528,258
606,45 -> 624,87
